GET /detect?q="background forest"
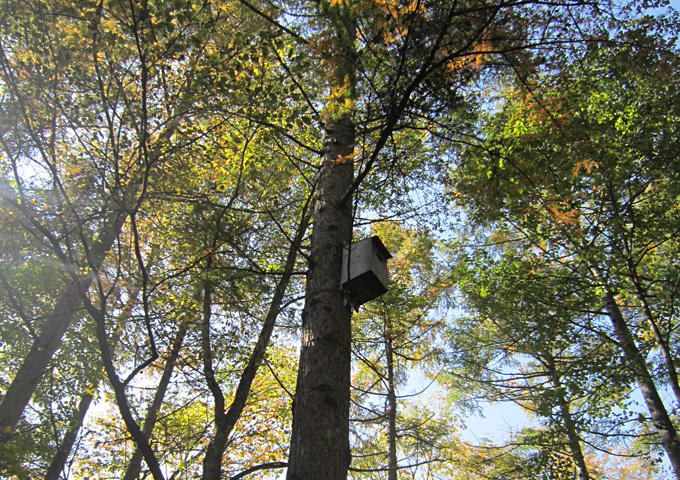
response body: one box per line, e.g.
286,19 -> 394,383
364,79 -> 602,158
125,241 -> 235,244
0,0 -> 679,478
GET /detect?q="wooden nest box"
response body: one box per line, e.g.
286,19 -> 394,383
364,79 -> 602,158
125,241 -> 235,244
341,236 -> 392,309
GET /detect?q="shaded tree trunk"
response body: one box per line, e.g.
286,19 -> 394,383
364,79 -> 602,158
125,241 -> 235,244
201,206 -> 309,479
386,324 -> 398,480
603,288 -> 680,478
286,115 -> 355,480
43,392 -> 95,480
629,266 -> 680,405
286,7 -> 356,474
544,353 -> 589,480
199,273 -> 226,480
44,284 -> 140,480
0,212 -> 126,441
123,325 -> 187,480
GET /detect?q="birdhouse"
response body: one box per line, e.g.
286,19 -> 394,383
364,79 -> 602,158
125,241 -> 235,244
341,236 -> 392,309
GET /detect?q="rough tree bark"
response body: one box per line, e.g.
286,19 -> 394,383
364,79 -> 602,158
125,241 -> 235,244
286,7 -> 356,476
286,117 -> 355,480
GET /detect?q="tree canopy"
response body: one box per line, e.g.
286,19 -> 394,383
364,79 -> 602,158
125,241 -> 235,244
0,0 -> 679,478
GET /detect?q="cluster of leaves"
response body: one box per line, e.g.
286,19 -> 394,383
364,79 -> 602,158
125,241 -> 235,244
445,9 -> 680,479
349,223 -> 457,479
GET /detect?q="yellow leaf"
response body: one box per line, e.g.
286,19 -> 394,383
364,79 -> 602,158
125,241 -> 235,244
572,158 -> 599,178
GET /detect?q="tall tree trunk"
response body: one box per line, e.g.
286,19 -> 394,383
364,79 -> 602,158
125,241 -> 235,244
0,212 -> 127,441
43,392 -> 95,480
603,289 -> 680,477
89,300 -> 166,480
544,354 -> 589,480
200,273 -> 227,480
287,7 -> 356,475
201,207 -> 309,480
123,325 -> 187,480
286,116 -> 354,480
44,284 -> 140,480
386,323 -> 398,480
629,266 -> 680,405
